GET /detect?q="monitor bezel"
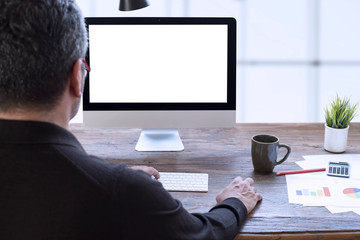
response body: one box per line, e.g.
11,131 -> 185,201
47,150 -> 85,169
83,17 -> 236,111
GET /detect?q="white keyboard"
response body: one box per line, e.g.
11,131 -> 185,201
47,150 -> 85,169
158,172 -> 208,192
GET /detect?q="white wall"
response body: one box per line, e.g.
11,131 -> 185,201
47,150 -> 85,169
72,0 -> 360,124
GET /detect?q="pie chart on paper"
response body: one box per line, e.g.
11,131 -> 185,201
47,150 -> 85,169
343,188 -> 360,199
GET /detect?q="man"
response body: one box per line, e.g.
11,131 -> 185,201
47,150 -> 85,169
0,0 -> 262,239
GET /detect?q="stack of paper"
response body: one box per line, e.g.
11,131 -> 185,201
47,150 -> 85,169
285,154 -> 360,215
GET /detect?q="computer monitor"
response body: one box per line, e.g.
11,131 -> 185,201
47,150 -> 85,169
83,17 -> 236,152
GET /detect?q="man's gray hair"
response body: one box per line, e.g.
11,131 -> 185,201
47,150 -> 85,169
0,0 -> 88,111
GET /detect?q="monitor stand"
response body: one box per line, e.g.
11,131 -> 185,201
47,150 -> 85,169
135,129 -> 184,152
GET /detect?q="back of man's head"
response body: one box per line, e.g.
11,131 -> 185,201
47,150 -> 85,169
0,0 -> 87,112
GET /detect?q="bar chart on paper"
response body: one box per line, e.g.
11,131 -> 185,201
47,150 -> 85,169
286,171 -> 360,212
296,187 -> 331,197
343,188 -> 360,199
286,175 -> 337,205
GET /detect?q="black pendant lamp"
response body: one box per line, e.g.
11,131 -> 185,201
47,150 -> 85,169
119,0 -> 150,11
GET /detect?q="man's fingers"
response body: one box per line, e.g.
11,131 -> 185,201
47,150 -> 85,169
145,166 -> 160,179
232,176 -> 243,185
131,165 -> 160,179
152,168 -> 160,179
256,192 -> 263,201
244,177 -> 254,185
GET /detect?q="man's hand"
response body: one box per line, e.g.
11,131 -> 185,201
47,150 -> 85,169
130,165 -> 160,180
216,176 -> 262,214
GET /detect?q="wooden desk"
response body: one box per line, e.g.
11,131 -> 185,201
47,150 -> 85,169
70,123 -> 360,239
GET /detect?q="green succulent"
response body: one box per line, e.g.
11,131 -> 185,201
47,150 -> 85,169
325,95 -> 358,129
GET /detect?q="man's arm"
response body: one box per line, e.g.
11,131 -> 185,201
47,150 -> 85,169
120,166 -> 262,240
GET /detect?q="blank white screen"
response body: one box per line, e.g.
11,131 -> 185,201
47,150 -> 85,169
88,24 -> 228,103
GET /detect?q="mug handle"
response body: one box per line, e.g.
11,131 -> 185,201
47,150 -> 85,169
275,144 -> 291,166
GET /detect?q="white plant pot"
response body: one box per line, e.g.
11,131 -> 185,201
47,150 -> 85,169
324,124 -> 349,153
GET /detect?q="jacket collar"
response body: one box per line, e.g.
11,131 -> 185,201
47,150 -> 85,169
0,119 -> 84,151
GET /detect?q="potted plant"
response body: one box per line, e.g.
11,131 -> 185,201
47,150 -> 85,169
324,95 -> 358,153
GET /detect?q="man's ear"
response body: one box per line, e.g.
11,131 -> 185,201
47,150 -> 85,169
68,59 -> 84,98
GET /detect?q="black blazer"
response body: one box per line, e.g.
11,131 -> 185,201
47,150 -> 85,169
0,119 -> 246,240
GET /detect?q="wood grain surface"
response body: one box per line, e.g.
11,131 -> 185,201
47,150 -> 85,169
70,123 -> 360,239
